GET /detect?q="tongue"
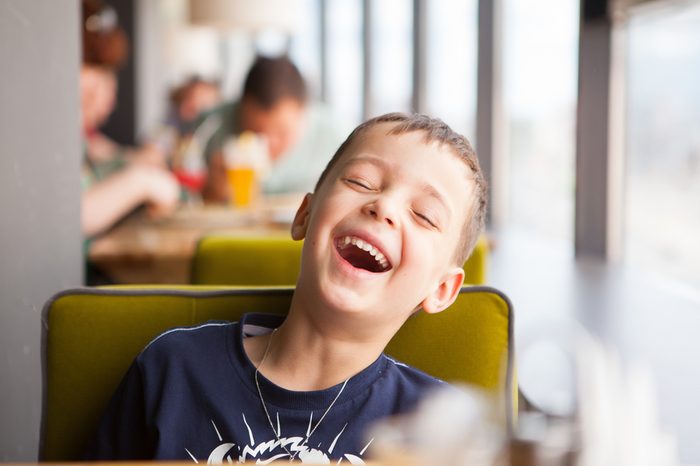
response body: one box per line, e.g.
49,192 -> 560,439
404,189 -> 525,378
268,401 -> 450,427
339,246 -> 383,273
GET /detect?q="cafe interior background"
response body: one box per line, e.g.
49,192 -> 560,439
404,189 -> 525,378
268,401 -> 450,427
1,0 -> 699,462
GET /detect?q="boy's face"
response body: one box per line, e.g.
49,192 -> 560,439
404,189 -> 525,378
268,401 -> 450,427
292,123 -> 471,329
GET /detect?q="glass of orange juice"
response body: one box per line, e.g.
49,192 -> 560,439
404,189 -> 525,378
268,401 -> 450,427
226,165 -> 256,207
223,132 -> 268,208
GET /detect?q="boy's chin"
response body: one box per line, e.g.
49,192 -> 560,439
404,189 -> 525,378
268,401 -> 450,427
319,282 -> 410,316
302,280 -> 383,318
319,284 -> 372,312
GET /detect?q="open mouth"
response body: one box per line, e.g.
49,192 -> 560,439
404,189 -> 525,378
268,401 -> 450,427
335,236 -> 392,273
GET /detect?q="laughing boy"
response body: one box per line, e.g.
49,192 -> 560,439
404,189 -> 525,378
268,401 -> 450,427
88,112 -> 487,463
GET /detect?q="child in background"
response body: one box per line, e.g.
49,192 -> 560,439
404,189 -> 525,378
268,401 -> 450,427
167,76 -> 221,136
87,112 -> 487,463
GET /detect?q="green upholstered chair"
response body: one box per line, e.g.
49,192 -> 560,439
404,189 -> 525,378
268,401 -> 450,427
190,234 -> 490,285
191,236 -> 304,285
40,285 -> 514,461
463,235 -> 490,285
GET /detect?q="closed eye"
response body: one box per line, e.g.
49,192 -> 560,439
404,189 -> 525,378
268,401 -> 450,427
344,178 -> 373,190
414,211 -> 438,229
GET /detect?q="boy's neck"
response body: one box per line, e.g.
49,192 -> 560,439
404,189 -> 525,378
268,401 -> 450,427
246,295 -> 401,391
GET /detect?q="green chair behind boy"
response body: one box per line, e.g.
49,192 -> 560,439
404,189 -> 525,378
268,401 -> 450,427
190,235 -> 490,285
191,236 -> 304,285
40,285 -> 513,461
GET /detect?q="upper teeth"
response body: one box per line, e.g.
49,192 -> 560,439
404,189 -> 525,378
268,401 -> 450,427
338,236 -> 390,270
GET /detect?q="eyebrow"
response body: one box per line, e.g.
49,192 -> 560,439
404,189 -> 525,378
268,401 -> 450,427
419,182 -> 452,219
344,155 -> 453,219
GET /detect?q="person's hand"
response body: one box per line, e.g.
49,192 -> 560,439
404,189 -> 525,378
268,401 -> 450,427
135,165 -> 180,218
82,164 -> 180,237
202,151 -> 230,204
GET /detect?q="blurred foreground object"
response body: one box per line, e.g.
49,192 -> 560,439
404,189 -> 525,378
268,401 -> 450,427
369,331 -> 680,466
516,332 -> 680,465
576,335 -> 678,466
369,385 -> 505,465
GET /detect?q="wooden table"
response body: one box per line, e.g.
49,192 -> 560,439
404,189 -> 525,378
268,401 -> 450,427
88,196 -> 302,284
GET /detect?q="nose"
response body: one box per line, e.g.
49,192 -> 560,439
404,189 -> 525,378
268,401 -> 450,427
362,197 -> 397,227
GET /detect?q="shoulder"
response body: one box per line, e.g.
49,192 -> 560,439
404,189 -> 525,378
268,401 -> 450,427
136,313 -> 282,365
138,321 -> 237,365
197,100 -> 237,125
352,354 -> 445,415
145,320 -> 236,346
195,100 -> 239,142
381,354 -> 446,390
199,100 -> 240,159
370,355 -> 445,413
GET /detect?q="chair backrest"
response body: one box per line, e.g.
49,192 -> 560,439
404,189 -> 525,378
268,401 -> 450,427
40,285 -> 513,461
191,235 -> 490,285
463,235 -> 489,285
191,236 -> 304,285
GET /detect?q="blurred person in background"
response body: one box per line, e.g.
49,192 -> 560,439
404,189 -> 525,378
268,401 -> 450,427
153,77 -> 222,198
81,0 -> 179,238
166,76 -> 222,137
201,55 -> 344,201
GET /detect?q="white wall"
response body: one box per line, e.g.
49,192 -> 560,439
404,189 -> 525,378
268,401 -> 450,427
0,0 -> 82,460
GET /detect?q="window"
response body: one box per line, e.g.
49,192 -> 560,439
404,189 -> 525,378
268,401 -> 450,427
369,0 -> 413,116
425,0 -> 478,140
502,0 -> 579,241
290,0 -> 322,98
624,3 -> 700,288
326,0 -> 364,129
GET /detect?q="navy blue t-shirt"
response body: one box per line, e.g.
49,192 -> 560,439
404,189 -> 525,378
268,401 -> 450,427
86,313 -> 443,463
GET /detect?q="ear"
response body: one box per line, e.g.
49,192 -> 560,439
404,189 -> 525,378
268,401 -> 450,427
420,267 -> 465,314
291,193 -> 313,240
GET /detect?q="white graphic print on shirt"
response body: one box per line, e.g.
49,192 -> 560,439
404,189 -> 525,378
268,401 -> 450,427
185,414 -> 373,464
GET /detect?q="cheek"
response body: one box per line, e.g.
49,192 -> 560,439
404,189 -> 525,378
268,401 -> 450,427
278,133 -> 293,151
94,90 -> 113,117
269,129 -> 296,158
305,192 -> 349,238
267,135 -> 284,158
405,229 -> 452,274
